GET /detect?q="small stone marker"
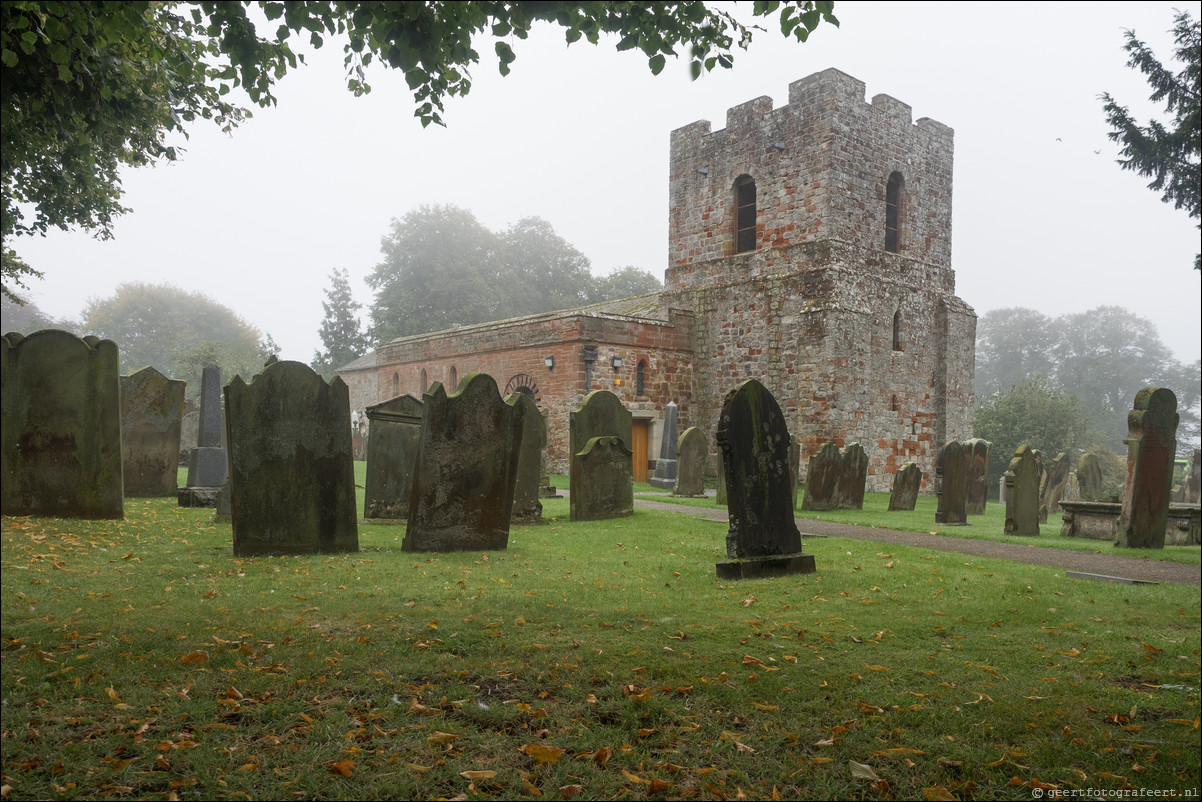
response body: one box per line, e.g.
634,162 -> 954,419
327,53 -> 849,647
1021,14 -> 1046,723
569,390 -> 633,522
509,392 -> 546,525
888,463 -> 923,511
120,366 -> 186,497
178,364 -> 228,507
801,442 -> 841,511
674,427 -> 707,497
1,330 -> 124,518
403,373 -> 525,551
715,379 -> 815,580
934,439 -> 967,525
649,401 -> 679,489
363,394 -> 423,520
225,361 -> 359,556
1004,445 -> 1040,537
963,438 -> 991,515
1117,387 -> 1178,549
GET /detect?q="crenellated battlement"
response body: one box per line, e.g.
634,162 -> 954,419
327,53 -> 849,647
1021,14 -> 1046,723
667,68 -> 954,279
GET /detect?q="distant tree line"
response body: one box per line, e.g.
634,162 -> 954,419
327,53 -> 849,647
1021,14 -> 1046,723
974,306 -> 1200,478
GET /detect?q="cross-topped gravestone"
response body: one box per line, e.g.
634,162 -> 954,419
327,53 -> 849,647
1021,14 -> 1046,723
715,379 -> 814,579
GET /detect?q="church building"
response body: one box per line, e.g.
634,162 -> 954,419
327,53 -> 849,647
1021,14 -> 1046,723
339,68 -> 976,492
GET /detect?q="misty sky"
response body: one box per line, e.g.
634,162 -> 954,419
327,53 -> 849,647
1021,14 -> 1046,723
10,1 -> 1201,368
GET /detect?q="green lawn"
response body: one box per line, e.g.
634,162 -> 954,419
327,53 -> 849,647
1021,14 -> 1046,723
2,485 -> 1198,800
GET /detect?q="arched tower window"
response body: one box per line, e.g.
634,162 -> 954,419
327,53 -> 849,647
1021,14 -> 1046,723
636,360 -> 647,396
892,309 -> 903,352
885,171 -> 904,252
392,372 -> 400,397
734,175 -> 757,254
420,368 -> 428,394
449,366 -> 458,388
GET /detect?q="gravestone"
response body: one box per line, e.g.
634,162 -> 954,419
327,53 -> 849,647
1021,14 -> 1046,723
120,366 -> 186,497
572,436 -> 634,521
835,442 -> 868,510
888,463 -> 923,511
934,439 -> 968,525
1172,449 -> 1199,504
509,392 -> 545,525
801,442 -> 841,511
178,364 -> 228,507
213,479 -> 231,524
674,427 -> 707,497
225,361 -> 359,556
1,330 -> 124,518
963,438 -> 991,515
1041,453 -> 1072,514
1004,445 -> 1041,536
1117,387 -> 1178,549
789,437 -> 801,510
1075,453 -> 1106,502
1032,449 -> 1048,523
179,410 -> 199,464
403,373 -> 525,551
569,390 -> 633,522
649,401 -> 679,489
715,379 -> 815,580
363,394 -> 423,520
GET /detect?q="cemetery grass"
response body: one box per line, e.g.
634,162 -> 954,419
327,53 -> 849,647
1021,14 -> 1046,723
3,498 -> 1200,802
628,481 -> 1201,567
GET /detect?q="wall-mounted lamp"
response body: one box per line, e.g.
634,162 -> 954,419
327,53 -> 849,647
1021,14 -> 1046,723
544,355 -> 555,369
696,167 -> 709,176
611,355 -> 623,370
772,141 -> 786,152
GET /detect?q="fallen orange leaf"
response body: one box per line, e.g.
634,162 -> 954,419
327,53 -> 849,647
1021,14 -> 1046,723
559,785 -> 584,800
178,650 -> 209,665
428,730 -> 458,745
329,759 -> 354,777
523,744 -> 565,764
459,770 -> 497,781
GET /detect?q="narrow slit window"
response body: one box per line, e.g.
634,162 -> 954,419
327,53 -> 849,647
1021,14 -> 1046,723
892,310 -> 903,351
885,172 -> 903,252
449,366 -> 458,388
392,372 -> 400,396
420,369 -> 428,394
636,360 -> 646,396
734,175 -> 756,253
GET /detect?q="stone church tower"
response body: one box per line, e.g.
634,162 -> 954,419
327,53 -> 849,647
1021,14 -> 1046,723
663,68 -> 976,490
339,68 -> 976,492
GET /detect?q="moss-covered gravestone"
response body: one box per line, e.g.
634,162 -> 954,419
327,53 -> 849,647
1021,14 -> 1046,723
888,463 -> 922,511
509,392 -> 546,525
1117,387 -> 1178,549
835,442 -> 868,510
934,439 -> 967,525
225,361 -> 358,556
573,436 -> 634,521
363,394 -> 423,520
673,427 -> 707,497
715,379 -> 815,580
963,438 -> 991,515
1041,453 -> 1072,515
1076,452 -> 1105,502
569,390 -> 633,522
1,330 -> 124,518
120,366 -> 185,497
402,373 -> 525,552
801,442 -> 841,511
1004,445 -> 1040,536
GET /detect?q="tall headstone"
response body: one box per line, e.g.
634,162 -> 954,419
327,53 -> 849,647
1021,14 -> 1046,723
120,366 -> 185,497
572,436 -> 634,521
1076,453 -> 1105,502
1004,445 -> 1041,537
934,439 -> 968,525
1,330 -> 124,518
363,394 -> 423,520
674,427 -> 707,497
649,401 -> 679,489
715,379 -> 815,580
1172,448 -> 1199,504
225,361 -> 359,556
713,451 -> 728,507
963,438 -> 991,515
888,463 -> 923,511
1041,453 -> 1072,514
403,373 -> 525,551
800,442 -> 841,511
569,390 -> 633,522
1117,387 -> 1178,549
789,437 -> 801,510
178,364 -> 228,507
835,442 -> 868,510
1032,449 -> 1048,523
509,392 -> 546,525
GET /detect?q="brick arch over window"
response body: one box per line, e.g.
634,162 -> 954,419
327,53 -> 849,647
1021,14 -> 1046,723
885,171 -> 904,252
733,174 -> 757,254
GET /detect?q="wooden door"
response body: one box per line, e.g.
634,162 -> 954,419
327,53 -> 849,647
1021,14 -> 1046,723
631,420 -> 649,483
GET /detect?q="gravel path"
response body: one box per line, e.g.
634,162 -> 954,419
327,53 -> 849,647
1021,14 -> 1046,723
632,498 -> 1202,587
